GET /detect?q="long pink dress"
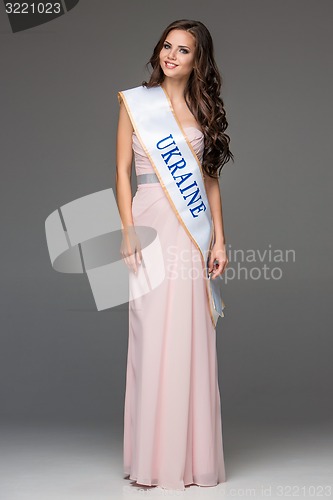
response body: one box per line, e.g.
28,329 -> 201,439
123,126 -> 226,490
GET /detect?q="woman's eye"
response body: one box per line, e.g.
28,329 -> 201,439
163,43 -> 189,54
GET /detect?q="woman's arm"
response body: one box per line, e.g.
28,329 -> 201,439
115,99 -> 134,229
115,99 -> 142,272
204,176 -> 226,245
204,176 -> 228,277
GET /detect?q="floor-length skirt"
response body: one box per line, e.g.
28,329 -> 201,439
123,182 -> 226,490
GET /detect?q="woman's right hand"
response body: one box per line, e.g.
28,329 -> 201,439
120,226 -> 143,274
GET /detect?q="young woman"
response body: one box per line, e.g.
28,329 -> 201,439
115,19 -> 233,491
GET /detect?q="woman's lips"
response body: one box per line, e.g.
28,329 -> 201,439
165,61 -> 178,69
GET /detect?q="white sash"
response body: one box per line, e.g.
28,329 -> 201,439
118,84 -> 225,327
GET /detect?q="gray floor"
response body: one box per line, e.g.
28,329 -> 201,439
0,421 -> 332,500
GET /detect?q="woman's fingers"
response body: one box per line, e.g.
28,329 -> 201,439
120,233 -> 143,273
127,252 -> 138,274
210,256 -> 228,278
122,251 -> 138,274
129,248 -> 143,274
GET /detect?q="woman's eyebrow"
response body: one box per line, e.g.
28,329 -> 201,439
164,39 -> 191,50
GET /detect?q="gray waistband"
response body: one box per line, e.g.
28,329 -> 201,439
137,173 -> 159,184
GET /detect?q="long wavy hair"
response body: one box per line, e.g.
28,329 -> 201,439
142,19 -> 234,178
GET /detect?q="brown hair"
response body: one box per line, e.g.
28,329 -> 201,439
142,19 -> 234,178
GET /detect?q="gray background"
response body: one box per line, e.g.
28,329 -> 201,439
0,1 -> 332,498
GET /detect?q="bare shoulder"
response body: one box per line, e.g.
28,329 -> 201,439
117,99 -> 134,134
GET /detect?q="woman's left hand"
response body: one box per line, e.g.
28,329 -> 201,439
208,243 -> 228,279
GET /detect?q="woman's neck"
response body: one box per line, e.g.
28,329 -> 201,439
161,77 -> 187,102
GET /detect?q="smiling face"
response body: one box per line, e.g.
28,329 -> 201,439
159,29 -> 196,82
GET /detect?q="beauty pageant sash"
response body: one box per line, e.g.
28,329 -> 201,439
118,84 -> 225,327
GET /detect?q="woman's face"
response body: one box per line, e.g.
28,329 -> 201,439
159,29 -> 196,81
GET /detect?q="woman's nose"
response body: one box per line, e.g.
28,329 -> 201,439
168,49 -> 177,60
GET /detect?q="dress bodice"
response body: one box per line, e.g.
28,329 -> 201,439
132,126 -> 204,176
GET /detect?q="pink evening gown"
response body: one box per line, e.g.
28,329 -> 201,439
123,126 -> 226,490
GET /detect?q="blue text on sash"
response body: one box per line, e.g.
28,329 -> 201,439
156,134 -> 207,218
